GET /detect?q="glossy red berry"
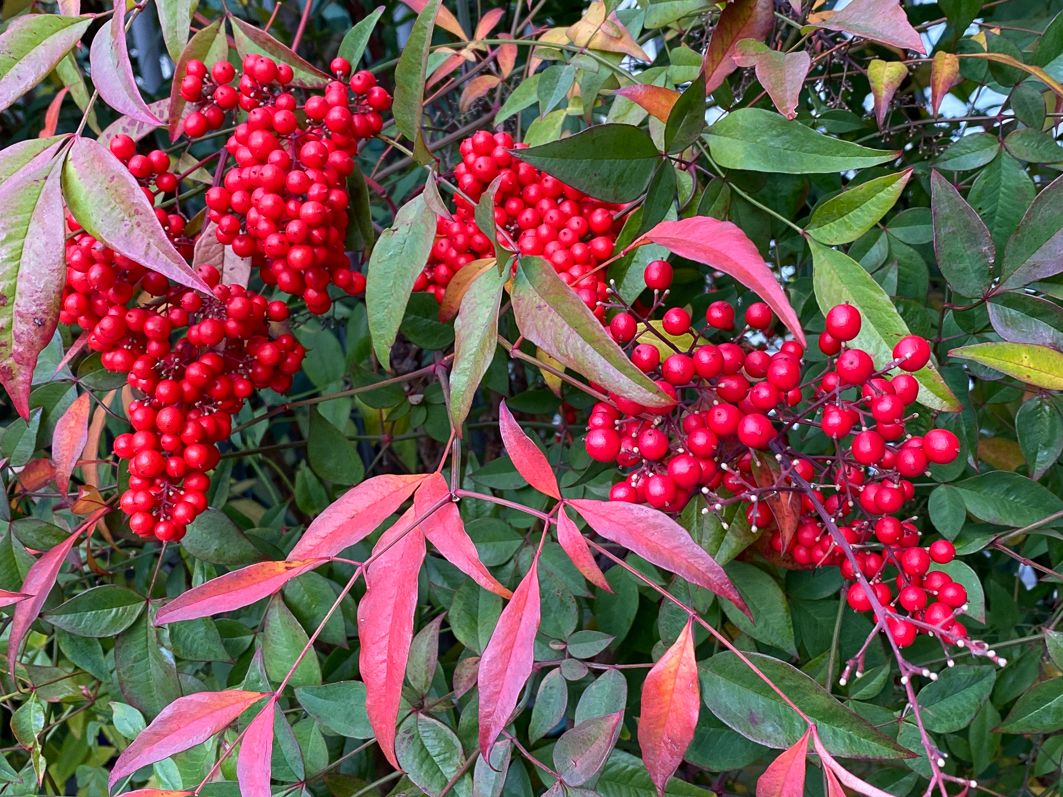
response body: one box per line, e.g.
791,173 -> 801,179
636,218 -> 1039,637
825,304 -> 861,342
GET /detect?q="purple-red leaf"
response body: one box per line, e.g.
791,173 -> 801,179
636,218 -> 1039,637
90,0 -> 163,126
155,559 -> 324,625
556,505 -> 610,592
639,619 -> 700,797
499,400 -> 560,499
813,0 -> 926,55
566,498 -> 748,616
644,217 -> 805,347
733,44 -> 810,121
415,473 -> 511,597
359,507 -> 426,768
51,392 -> 90,497
237,697 -> 277,797
287,473 -> 427,560
230,17 -> 330,89
702,0 -> 774,93
613,85 -> 680,122
62,136 -> 211,295
0,589 -> 28,608
478,560 -> 541,757
756,729 -> 809,797
109,690 -> 269,787
168,20 -> 226,142
0,15 -> 92,115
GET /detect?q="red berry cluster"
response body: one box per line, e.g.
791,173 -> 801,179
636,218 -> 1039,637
417,130 -> 624,310
184,55 -> 390,313
584,263 -> 968,650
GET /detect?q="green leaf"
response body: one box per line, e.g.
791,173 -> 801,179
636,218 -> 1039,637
719,562 -> 795,655
11,694 -> 43,748
283,571 -> 347,648
263,596 -> 322,689
308,407 -> 363,486
450,264 -> 506,431
699,652 -> 913,759
930,171 -> 994,297
346,162 -> 374,253
918,665 -> 996,733
393,0 -> 441,164
997,677 -> 1063,733
1046,629 -> 1063,670
664,75 -> 706,154
496,74 -> 540,126
43,585 -> 143,638
637,160 -> 677,237
928,485 -> 966,540
169,617 -> 232,662
988,292 -> 1063,350
157,0 -> 194,62
166,20 -> 226,143
1016,395 -> 1063,480
366,194 -> 437,370
935,133 -> 1000,171
575,669 -> 627,725
538,64 -> 575,118
0,15 -> 92,114
685,712 -> 767,771
294,681 -> 373,738
807,170 -> 911,246
645,0 -> 712,28
113,612 -> 181,720
473,739 -> 511,797
597,750 -> 715,797
396,714 -> 472,797
229,17 -> 329,88
935,560 -> 986,624
400,292 -> 455,350
553,712 -> 622,786
567,631 -> 614,660
706,108 -> 897,174
1004,129 -> 1063,163
338,6 -> 385,68
406,614 -> 443,698
0,137 -> 67,188
514,124 -> 662,203
969,700 -> 1001,777
949,471 -> 1063,528
1000,173 -> 1063,290
181,509 -> 266,566
56,628 -> 109,681
968,151 -> 1035,250
529,669 -> 568,743
949,342 -> 1063,390
809,239 -> 960,411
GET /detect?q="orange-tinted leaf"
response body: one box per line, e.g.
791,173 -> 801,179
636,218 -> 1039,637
475,8 -> 505,40
868,60 -> 907,128
0,589 -> 28,607
479,560 -> 541,756
567,499 -> 748,615
109,690 -> 269,787
460,75 -> 501,113
499,400 -> 560,499
70,484 -> 107,515
702,0 -> 774,92
556,505 -> 610,592
81,389 -> 113,489
40,86 -> 69,138
17,458 -> 55,492
427,52 -> 467,88
237,697 -> 277,797
813,0 -> 926,55
639,619 -> 699,797
155,559 -> 324,624
287,473 -> 427,560
756,729 -> 809,797
644,217 -> 806,347
416,473 -> 511,597
811,728 -> 896,797
402,0 -> 468,40
614,85 -> 680,122
439,257 -> 495,322
52,392 -> 90,497
359,507 -> 426,768
567,1 -> 649,62
931,52 -> 961,115
497,35 -> 517,79
90,0 -> 163,126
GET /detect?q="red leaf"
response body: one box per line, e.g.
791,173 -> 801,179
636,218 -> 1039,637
811,728 -> 896,797
639,619 -> 699,797
556,505 -> 610,592
474,8 -> 505,40
0,589 -> 28,608
52,392 -> 90,498
644,217 -> 806,347
401,0 -> 468,39
415,473 -> 512,597
566,499 -> 749,616
702,0 -> 774,93
359,507 -> 426,768
813,0 -> 926,55
824,768 -> 845,797
756,729 -> 809,797
614,85 -> 680,122
155,559 -> 324,625
499,401 -> 560,499
287,473 -> 427,560
237,697 -> 277,797
478,560 -> 541,756
40,86 -> 69,138
109,690 -> 269,787
120,791 -> 192,797
90,0 -> 163,126
741,48 -> 811,121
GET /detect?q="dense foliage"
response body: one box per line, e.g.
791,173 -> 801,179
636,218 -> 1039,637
2,1 -> 1063,797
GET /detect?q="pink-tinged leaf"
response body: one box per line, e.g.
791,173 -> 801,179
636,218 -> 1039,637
0,136 -> 69,186
554,711 -> 624,786
639,619 -> 700,797
497,34 -> 517,79
478,560 -> 541,757
824,767 -> 845,797
475,7 -> 505,40
566,499 -> 748,616
359,507 -> 426,768
931,52 -> 961,116
614,85 -> 680,122
427,52 -> 468,88
63,136 -> 211,295
40,86 -> 69,138
0,15 -> 92,115
237,697 -> 277,797
109,690 -> 269,787
58,0 -> 80,14
459,74 -> 502,113
644,217 -> 806,347
287,473 -> 427,560
813,0 -> 926,55
868,60 -> 908,128
51,392 -> 90,497
810,728 -> 896,797
193,220 -> 252,288
499,401 -> 560,499
756,729 -> 809,797
454,656 -> 479,697
702,0 -> 774,93
401,0 -> 468,40
230,17 -> 330,88
0,153 -> 66,419
0,589 -> 28,608
168,20 -> 225,142
556,505 -> 610,592
746,48 -> 811,121
415,473 -> 512,598
90,0 -> 163,126
155,559 -> 324,624
99,99 -> 172,148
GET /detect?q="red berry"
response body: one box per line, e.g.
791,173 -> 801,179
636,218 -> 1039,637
825,304 -> 861,342
644,260 -> 673,290
923,429 -> 960,464
745,302 -> 773,330
662,308 -> 691,336
585,429 -> 621,462
929,539 -> 955,564
901,547 -> 931,576
737,413 -> 774,449
893,335 -> 931,371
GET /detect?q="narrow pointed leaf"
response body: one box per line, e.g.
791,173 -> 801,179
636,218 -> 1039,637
0,589 -> 28,607
51,392 -> 90,497
237,697 -> 277,797
99,98 -> 172,148
450,259 -> 506,430
230,17 -> 329,88
394,0 -> 442,163
931,171 -> 994,297
168,21 -> 226,142
1000,172 -> 1063,289
702,0 -> 774,92
949,342 -> 1063,390
988,292 -> 1063,349
0,15 -> 92,114
498,400 -> 560,499
158,0 -> 194,62
813,0 -> 926,54
810,729 -> 897,797
756,730 -> 808,797
807,170 -> 911,246
90,0 -> 162,126
556,505 -> 610,592
339,6 -> 386,67
868,60 -> 907,128
0,136 -> 68,186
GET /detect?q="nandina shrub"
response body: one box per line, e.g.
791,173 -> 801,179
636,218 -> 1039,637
1,1 -> 1063,796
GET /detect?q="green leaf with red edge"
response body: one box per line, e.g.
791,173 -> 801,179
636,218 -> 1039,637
90,0 -> 162,126
359,506 -> 426,769
0,136 -> 69,186
554,711 -> 623,786
930,170 -> 995,298
757,730 -> 808,797
639,620 -> 700,796
0,15 -> 92,115
51,392 -> 90,497
155,559 -> 325,625
393,0 -> 442,164
949,342 -> 1063,390
565,499 -> 748,616
812,0 -> 926,55
287,473 -> 427,560
109,690 -> 269,787
613,85 -> 680,122
0,151 -> 66,419
644,216 -> 805,347
556,505 -> 610,592
498,399 -> 560,499
809,238 -> 961,411
450,261 -> 506,431
62,136 -> 211,295
158,0 -> 194,62
479,559 -> 541,757
701,0 -> 774,93
237,697 -> 277,797
168,19 -> 227,142
511,256 -> 672,409
416,473 -> 511,597
230,17 -> 329,89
